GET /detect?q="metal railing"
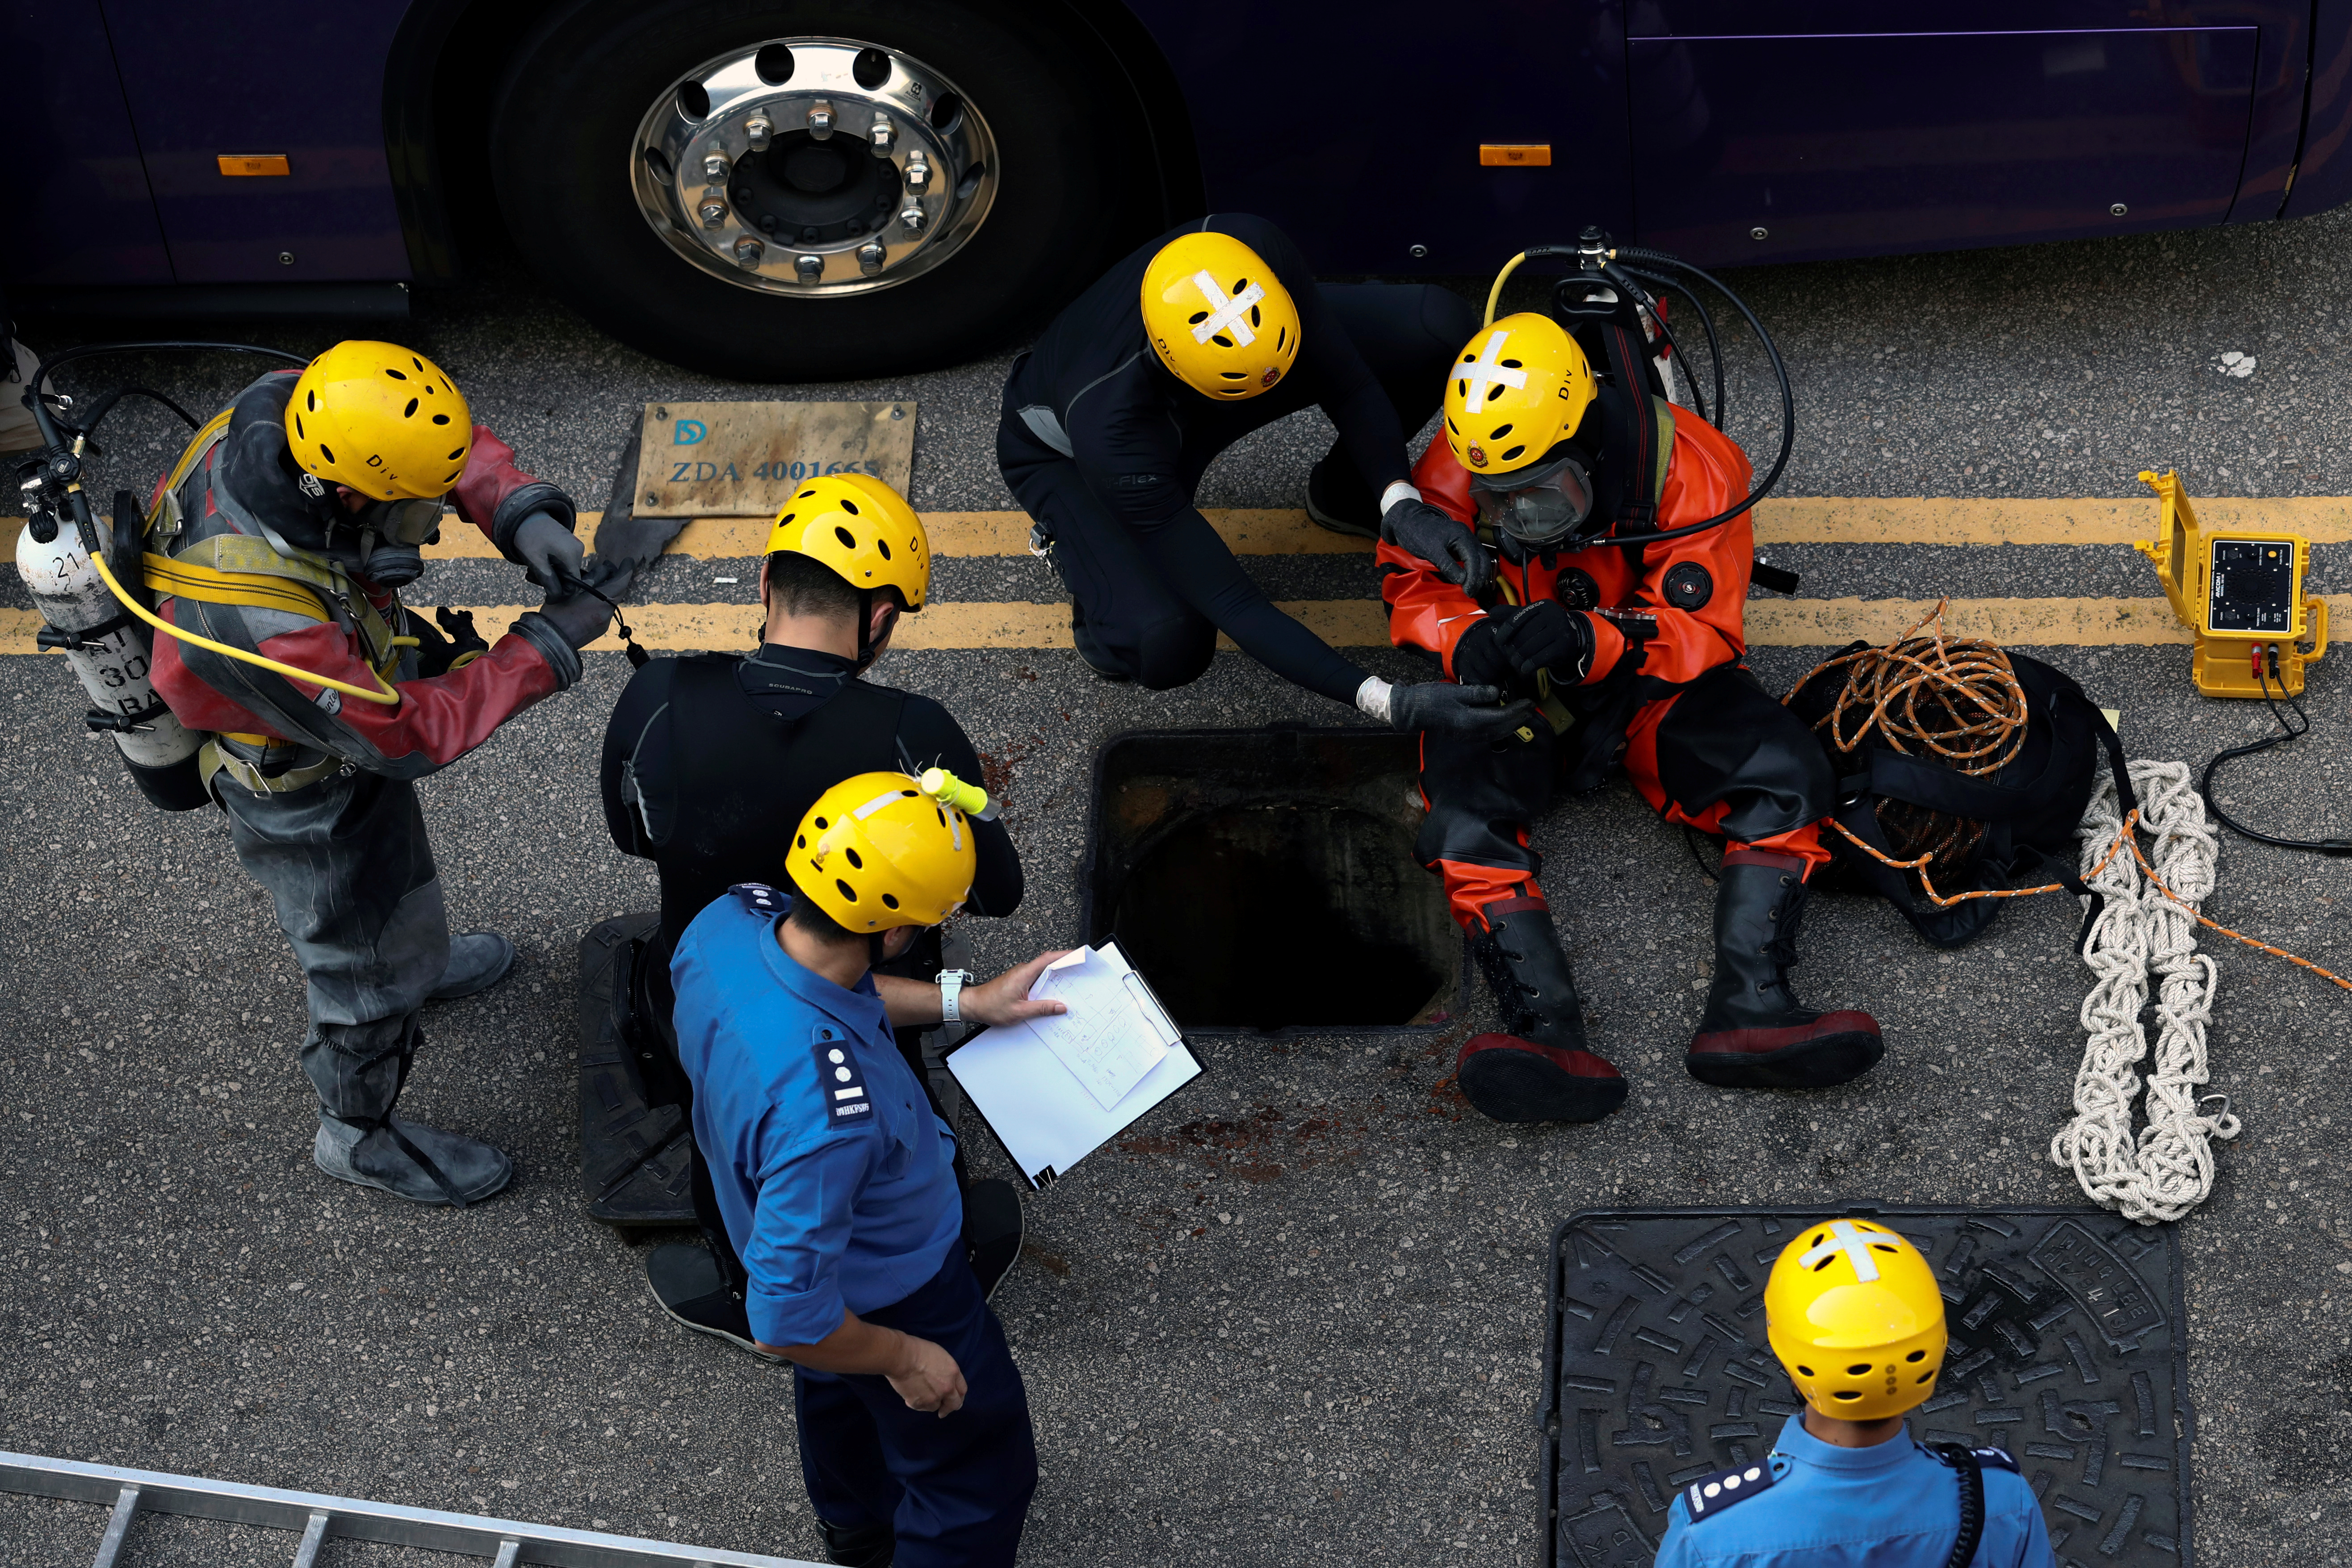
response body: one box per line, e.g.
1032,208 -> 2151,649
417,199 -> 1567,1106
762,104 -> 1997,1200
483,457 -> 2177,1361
0,1450 -> 827,1568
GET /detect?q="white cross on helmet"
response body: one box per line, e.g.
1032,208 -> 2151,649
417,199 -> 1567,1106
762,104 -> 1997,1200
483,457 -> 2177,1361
1188,270 -> 1266,347
1458,329 -> 1530,407
1795,1219 -> 1889,1282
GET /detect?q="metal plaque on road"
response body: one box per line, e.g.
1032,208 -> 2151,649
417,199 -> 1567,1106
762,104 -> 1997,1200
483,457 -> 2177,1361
636,401 -> 915,516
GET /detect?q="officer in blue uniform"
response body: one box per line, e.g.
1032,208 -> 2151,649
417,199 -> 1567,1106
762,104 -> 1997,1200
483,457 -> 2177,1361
670,769 -> 1069,1568
1655,1218 -> 2057,1567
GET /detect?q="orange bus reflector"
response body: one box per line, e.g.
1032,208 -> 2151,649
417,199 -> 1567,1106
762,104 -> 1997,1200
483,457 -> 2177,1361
218,154 -> 291,177
1478,144 -> 1552,167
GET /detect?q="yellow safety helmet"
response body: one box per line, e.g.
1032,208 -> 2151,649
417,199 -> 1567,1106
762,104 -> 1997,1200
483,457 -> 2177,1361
763,473 -> 929,611
788,771 -> 976,932
287,340 -> 473,501
1140,230 -> 1301,400
1764,1218 -> 1948,1421
1442,313 -> 1598,477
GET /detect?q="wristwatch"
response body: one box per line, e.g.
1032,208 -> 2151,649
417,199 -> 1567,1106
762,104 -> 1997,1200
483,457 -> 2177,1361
937,969 -> 976,1023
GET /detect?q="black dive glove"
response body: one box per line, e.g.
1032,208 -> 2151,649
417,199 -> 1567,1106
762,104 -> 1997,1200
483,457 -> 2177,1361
1382,497 -> 1494,598
533,589 -> 612,650
513,510 -> 587,592
1387,681 -> 1540,741
1451,616 -> 1513,691
1489,600 -> 1594,683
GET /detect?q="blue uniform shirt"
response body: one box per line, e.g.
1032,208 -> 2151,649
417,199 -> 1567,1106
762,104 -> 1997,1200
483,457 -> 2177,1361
1654,1414 -> 2057,1568
670,885 -> 963,1349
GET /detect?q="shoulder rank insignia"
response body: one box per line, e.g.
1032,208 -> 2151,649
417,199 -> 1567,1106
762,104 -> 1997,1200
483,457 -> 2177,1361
731,882 -> 788,916
812,1026 -> 872,1127
1684,1459 -> 1775,1522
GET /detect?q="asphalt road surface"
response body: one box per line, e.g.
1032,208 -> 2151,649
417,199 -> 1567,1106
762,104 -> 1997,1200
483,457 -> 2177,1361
9,205 -> 2352,1567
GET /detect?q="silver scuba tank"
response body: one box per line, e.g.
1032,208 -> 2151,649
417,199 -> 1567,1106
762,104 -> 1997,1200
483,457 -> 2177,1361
13,508 -> 210,809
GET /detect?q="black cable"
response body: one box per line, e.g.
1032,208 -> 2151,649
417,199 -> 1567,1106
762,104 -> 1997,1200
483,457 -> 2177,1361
2199,648 -> 2352,854
29,340 -> 308,404
73,385 -> 203,436
1603,265 -> 1709,427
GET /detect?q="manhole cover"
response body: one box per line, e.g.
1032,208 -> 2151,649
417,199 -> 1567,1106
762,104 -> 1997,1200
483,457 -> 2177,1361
1539,1207 -> 2191,1566
1081,728 -> 1462,1034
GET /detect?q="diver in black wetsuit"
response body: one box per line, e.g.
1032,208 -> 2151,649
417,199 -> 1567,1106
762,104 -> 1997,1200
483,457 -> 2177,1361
998,214 -> 1530,740
598,475 -> 1035,1356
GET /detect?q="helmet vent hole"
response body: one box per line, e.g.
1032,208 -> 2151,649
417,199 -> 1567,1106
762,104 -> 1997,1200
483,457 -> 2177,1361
403,398 -> 419,418
834,878 -> 857,902
844,848 -> 864,869
852,48 -> 892,89
1188,311 -> 1208,325
1795,1365 -> 1814,1377
1276,327 -> 1287,350
1845,1364 -> 1871,1375
412,357 -> 424,372
384,368 -> 408,381
447,447 -> 464,461
432,413 -> 450,425
1220,371 -> 1247,380
1905,1350 -> 1926,1363
813,815 -> 829,829
778,512 -> 796,527
305,390 -> 317,411
1916,1371 -> 1934,1383
799,488 -> 818,499
1491,422 -> 1514,439
882,893 -> 900,909
1500,445 -> 1526,462
1249,305 -> 1261,327
678,80 -> 710,120
319,444 -> 336,465
876,539 -> 891,559
1831,1390 -> 1862,1402
1501,358 -> 1522,369
1212,335 -> 1235,348
1872,1243 -> 1898,1252
834,526 -> 857,549
796,834 -> 807,848
841,499 -> 860,514
935,806 -> 945,825
294,415 -> 305,438
1811,1258 -> 1834,1272
755,44 -> 795,85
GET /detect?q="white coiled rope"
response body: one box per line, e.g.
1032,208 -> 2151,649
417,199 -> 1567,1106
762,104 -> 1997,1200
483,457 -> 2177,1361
2050,759 -> 2240,1223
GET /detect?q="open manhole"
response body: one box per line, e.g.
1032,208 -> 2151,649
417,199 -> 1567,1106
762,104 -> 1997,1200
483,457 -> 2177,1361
1540,1207 -> 2191,1567
1081,727 -> 1463,1034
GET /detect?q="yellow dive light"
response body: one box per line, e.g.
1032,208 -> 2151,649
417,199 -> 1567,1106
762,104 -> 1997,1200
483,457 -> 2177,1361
2134,469 -> 2327,699
918,767 -> 998,822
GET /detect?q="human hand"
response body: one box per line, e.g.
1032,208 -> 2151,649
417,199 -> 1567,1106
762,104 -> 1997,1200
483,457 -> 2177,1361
1381,497 -> 1494,598
1490,600 -> 1593,682
958,950 -> 1076,1029
1387,680 -> 1541,741
887,1332 -> 968,1416
531,589 -> 610,651
1451,615 -> 1513,691
513,511 -> 585,592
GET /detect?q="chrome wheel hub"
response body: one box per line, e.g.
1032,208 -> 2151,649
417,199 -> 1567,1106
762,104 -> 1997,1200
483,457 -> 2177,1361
631,38 -> 998,297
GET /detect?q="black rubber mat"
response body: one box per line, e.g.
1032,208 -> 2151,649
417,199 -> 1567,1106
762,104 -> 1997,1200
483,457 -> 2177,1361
1539,1207 -> 2191,1567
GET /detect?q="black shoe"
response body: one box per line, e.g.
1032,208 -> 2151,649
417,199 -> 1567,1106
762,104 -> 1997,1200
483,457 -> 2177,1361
963,1178 -> 1023,1300
819,1517 -> 895,1568
645,1241 -> 784,1362
1304,448 -> 1380,538
1068,598 -> 1132,683
1685,854 -> 1884,1089
1456,902 -> 1628,1124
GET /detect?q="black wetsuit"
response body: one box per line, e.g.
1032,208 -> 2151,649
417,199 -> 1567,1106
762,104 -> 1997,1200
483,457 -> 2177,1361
998,213 -> 1475,694
601,644 -> 1022,1021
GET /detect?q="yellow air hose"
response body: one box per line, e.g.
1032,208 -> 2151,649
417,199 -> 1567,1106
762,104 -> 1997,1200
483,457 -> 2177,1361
1482,251 -> 1531,327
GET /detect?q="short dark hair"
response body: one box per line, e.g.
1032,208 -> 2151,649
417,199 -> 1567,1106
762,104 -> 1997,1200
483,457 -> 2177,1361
764,551 -> 906,621
786,888 -> 858,943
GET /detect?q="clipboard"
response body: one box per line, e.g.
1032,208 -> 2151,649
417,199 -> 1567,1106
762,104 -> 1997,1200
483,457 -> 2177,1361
944,948 -> 1203,1191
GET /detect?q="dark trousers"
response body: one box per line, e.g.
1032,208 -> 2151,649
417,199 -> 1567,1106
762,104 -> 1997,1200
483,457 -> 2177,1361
1417,664 -> 1837,928
1000,281 -> 1474,690
795,1253 -> 1038,1568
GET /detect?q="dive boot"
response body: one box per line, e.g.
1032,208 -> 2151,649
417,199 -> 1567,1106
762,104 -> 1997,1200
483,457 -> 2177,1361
1068,598 -> 1132,683
646,1241 -> 785,1362
1455,902 -> 1627,1124
1685,852 -> 1884,1089
428,931 -> 516,1001
314,1112 -> 514,1206
1304,448 -> 1379,538
964,1178 -> 1024,1301
818,1518 -> 895,1568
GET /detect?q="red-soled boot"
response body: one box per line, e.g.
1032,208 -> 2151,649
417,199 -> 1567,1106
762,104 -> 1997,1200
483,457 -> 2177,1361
1686,851 -> 1883,1089
1455,900 -> 1628,1124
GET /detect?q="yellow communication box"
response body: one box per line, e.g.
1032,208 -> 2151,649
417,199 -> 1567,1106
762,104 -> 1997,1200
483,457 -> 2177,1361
2134,469 -> 2327,698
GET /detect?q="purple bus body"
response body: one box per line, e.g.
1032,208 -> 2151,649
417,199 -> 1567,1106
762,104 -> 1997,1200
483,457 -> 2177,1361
7,0 -> 2346,290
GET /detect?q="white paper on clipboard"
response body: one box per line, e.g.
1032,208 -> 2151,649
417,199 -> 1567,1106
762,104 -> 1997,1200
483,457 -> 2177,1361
944,940 -> 1200,1190
1023,942 -> 1180,1110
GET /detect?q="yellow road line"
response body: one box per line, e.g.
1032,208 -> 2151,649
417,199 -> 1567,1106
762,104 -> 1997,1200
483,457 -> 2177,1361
8,595 -> 2298,656
15,496 -> 2352,559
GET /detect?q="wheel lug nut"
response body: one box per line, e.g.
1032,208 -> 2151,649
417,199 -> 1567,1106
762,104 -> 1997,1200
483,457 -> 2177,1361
703,152 -> 731,182
808,100 -> 834,140
745,116 -> 772,151
904,153 -> 931,193
859,242 -> 886,276
869,116 -> 895,157
795,253 -> 824,283
899,203 -> 925,234
734,236 -> 764,267
698,200 -> 728,229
